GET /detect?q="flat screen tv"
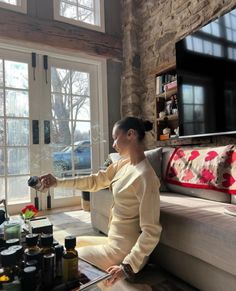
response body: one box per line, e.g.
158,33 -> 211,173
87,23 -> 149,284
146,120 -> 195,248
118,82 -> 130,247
176,7 -> 236,138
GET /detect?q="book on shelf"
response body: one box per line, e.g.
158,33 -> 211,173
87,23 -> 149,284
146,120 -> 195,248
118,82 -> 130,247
224,205 -> 236,217
156,76 -> 162,95
164,80 -> 177,91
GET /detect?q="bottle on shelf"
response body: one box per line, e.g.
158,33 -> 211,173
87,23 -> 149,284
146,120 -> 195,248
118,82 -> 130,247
62,236 -> 79,282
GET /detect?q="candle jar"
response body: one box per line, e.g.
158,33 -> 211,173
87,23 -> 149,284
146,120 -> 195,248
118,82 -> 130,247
4,222 -> 21,241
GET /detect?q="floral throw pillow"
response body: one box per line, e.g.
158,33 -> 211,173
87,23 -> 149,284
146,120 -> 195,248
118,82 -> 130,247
165,144 -> 236,195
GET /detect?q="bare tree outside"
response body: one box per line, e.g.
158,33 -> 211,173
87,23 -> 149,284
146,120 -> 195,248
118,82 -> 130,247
59,0 -> 95,25
51,67 -> 90,147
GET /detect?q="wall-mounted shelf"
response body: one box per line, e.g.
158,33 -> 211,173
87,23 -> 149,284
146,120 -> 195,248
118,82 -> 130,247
155,70 -> 179,141
157,114 -> 178,122
156,88 -> 177,100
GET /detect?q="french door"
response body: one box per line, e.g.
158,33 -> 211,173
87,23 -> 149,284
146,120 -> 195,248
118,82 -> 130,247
0,47 -> 107,214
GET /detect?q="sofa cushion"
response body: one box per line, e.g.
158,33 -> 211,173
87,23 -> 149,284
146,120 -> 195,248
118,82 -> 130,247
159,193 -> 236,277
164,145 -> 235,202
144,148 -> 162,176
90,189 -> 113,217
231,195 -> 236,204
162,147 -> 230,201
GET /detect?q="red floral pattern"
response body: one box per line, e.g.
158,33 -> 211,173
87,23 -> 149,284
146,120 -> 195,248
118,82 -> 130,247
165,145 -> 236,194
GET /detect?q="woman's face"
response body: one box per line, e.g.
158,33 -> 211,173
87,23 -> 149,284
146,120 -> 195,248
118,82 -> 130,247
112,125 -> 130,156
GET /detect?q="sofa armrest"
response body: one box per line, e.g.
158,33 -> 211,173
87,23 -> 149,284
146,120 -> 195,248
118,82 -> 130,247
90,189 -> 113,235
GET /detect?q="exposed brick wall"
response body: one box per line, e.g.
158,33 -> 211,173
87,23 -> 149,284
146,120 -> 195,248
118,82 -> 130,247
121,0 -> 236,148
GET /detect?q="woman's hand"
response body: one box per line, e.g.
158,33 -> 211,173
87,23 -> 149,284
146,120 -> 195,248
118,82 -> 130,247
104,265 -> 125,286
39,173 -> 57,189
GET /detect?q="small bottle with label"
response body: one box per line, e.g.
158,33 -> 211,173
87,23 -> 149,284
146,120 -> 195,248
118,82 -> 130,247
40,233 -> 54,256
24,233 -> 42,268
0,249 -> 21,290
62,236 -> 79,282
8,245 -> 24,275
42,253 -> 55,290
55,244 -> 64,281
21,266 -> 38,291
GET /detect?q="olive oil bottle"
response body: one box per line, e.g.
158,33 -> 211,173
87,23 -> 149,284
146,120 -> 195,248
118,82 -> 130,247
62,236 -> 79,282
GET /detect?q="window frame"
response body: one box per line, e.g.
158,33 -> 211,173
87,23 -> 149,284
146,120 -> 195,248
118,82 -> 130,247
0,42 -> 109,214
0,0 -> 27,13
53,0 -> 105,32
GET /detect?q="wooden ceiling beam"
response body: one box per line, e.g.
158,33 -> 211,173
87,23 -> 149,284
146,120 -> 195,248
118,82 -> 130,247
0,9 -> 122,61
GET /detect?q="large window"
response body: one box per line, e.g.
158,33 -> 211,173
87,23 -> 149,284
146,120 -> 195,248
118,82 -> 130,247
53,0 -> 105,32
0,46 -> 108,213
0,0 -> 27,13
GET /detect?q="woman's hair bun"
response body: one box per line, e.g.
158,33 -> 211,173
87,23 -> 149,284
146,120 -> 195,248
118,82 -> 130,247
143,120 -> 153,132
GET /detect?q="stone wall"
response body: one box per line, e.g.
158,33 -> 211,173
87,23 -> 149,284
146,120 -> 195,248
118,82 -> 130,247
121,0 -> 236,148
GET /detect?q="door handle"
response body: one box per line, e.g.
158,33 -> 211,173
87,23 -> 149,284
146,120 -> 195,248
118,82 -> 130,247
44,120 -> 50,144
32,120 -> 39,144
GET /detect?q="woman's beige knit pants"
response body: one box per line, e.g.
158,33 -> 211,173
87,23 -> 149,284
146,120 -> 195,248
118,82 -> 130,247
76,236 -> 152,291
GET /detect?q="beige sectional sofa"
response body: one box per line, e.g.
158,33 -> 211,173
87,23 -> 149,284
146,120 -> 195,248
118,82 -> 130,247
90,146 -> 236,291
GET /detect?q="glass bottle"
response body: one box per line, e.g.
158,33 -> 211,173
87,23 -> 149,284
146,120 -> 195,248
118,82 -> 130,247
40,233 -> 54,256
40,233 -> 55,287
0,249 -> 21,290
8,245 -> 24,275
55,244 -> 64,281
24,233 -> 42,268
20,266 -> 38,291
42,253 -> 55,290
62,236 -> 79,282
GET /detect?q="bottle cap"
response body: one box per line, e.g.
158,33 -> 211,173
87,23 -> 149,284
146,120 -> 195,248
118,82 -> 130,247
8,245 -> 24,260
40,233 -> 53,247
65,235 -> 76,249
55,244 -> 64,257
6,238 -> 20,247
28,176 -> 39,187
22,266 -> 37,277
26,259 -> 38,268
26,233 -> 39,246
0,249 -> 17,267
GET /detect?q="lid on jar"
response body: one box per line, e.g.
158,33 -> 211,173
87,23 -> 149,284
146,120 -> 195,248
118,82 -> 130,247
55,244 -> 64,257
0,249 -> 17,267
26,233 -> 39,246
8,245 -> 24,260
40,233 -> 53,247
64,236 -> 76,249
22,266 -> 37,278
6,238 -> 20,247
